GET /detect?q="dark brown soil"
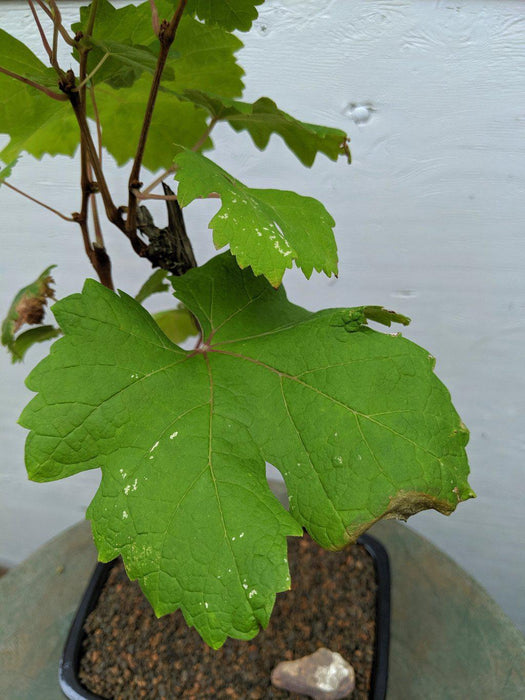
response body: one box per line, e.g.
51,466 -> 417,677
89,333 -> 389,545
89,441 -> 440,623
79,535 -> 377,699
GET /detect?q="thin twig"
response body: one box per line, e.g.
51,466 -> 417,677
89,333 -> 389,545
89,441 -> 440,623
27,0 -> 53,61
133,191 -> 179,201
85,0 -> 100,36
0,65 -> 67,101
126,0 -> 188,236
192,116 -> 218,152
133,108 -> 215,199
51,18 -> 59,71
149,0 -> 160,36
73,52 -> 109,92
68,6 -> 114,291
141,167 -> 176,197
3,181 -> 75,221
68,89 -> 123,229
133,190 -> 220,201
34,0 -> 75,46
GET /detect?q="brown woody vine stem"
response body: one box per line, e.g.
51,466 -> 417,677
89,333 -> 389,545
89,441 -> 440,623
72,1 -> 114,291
126,0 -> 187,237
34,0 -> 75,47
27,0 -> 53,61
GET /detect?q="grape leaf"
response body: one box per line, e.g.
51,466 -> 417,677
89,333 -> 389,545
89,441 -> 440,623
184,0 -> 264,31
174,149 -> 337,286
1,266 -> 60,363
0,30 -> 77,164
93,81 -> 210,169
0,28 -> 58,88
183,90 -> 350,166
73,0 -> 175,88
20,252 -> 472,647
84,6 -> 245,167
75,1 -> 245,95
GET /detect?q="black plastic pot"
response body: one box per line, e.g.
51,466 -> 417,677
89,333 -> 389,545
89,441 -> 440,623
59,533 -> 390,700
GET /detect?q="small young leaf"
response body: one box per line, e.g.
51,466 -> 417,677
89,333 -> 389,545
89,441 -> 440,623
1,266 -> 58,362
135,270 -> 170,304
152,308 -> 198,344
333,306 -> 411,333
20,252 -> 472,647
174,149 -> 338,286
0,158 -> 19,185
184,0 -> 264,31
183,90 -> 350,166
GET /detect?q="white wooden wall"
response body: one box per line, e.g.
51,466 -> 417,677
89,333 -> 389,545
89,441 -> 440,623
1,1 -> 524,634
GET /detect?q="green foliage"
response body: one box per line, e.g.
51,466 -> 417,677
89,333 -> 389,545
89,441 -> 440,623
183,90 -> 350,166
135,270 -> 171,303
174,149 -> 337,285
0,27 -> 57,88
80,37 -> 165,88
1,266 -> 60,363
0,30 -> 76,165
20,253 -> 472,647
1,0 -> 472,652
74,0 -> 246,168
185,0 -> 264,31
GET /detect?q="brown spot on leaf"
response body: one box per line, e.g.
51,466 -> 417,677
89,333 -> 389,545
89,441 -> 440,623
13,272 -> 55,332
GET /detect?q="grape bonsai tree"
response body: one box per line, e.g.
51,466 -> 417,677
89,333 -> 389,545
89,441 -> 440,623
1,0 -> 473,649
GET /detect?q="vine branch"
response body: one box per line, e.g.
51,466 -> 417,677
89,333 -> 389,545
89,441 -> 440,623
0,65 -> 67,101
3,181 -> 75,222
38,0 -> 75,47
71,0 -> 114,291
27,0 -> 52,61
126,0 -> 188,236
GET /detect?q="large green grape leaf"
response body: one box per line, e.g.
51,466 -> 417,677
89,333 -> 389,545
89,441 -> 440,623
79,2 -> 244,167
174,149 -> 337,286
183,90 -> 350,167
0,30 -> 77,164
20,252 -> 472,647
184,0 -> 264,31
0,27 -> 57,88
74,2 -> 245,97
